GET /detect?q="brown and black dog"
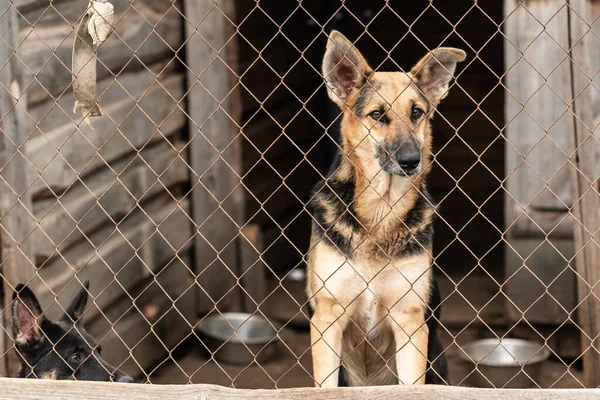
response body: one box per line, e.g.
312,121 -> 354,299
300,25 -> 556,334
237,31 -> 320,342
12,282 -> 133,382
307,31 -> 465,387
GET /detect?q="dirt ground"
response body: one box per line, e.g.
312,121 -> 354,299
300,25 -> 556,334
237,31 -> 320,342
147,328 -> 582,389
148,273 -> 584,389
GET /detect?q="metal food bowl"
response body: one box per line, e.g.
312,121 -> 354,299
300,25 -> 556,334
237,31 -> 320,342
196,313 -> 280,365
458,338 -> 550,388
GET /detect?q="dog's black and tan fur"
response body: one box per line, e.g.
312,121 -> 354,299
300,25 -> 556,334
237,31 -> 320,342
12,282 -> 133,382
307,31 -> 465,387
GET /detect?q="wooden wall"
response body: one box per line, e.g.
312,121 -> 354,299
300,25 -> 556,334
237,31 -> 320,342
5,0 -> 573,382
502,0 -> 600,326
1,0 -> 194,378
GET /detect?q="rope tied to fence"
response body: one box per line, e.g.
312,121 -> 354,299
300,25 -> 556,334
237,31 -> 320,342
72,0 -> 114,127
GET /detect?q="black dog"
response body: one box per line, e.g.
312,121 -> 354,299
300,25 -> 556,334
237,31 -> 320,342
12,281 -> 133,382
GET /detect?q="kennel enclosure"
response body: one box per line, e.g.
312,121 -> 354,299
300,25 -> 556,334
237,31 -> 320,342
0,0 -> 600,394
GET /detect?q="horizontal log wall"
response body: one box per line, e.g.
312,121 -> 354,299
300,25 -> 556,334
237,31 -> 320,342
1,0 -> 192,378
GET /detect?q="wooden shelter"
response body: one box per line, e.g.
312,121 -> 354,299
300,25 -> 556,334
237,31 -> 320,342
0,0 -> 599,391
0,0 -> 195,376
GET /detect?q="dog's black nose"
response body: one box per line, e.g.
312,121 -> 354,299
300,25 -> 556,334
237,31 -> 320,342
396,152 -> 421,172
114,373 -> 134,383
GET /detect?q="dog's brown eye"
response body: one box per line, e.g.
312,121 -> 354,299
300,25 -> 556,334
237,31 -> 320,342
70,352 -> 82,363
411,107 -> 424,120
369,110 -> 382,120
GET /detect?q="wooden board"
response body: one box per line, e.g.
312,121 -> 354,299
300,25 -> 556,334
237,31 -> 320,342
32,140 -> 189,259
0,378 -> 600,399
566,0 -> 600,387
239,224 -> 267,312
27,60 -> 177,139
0,0 -> 36,377
504,238 -> 576,325
86,253 -> 195,378
503,0 -> 575,238
29,197 -> 192,324
26,74 -> 186,197
183,0 -> 243,313
17,0 -> 183,106
7,0 -> 194,380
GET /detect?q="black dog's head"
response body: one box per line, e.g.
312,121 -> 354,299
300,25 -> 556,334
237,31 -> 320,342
12,282 -> 133,382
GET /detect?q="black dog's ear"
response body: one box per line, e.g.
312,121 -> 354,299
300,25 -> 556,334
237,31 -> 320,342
322,30 -> 373,108
410,47 -> 466,105
12,284 -> 45,346
61,281 -> 89,324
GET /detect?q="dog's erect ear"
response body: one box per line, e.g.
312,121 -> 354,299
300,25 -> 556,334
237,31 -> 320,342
12,284 -> 45,346
410,48 -> 466,104
61,281 -> 89,324
322,30 -> 373,108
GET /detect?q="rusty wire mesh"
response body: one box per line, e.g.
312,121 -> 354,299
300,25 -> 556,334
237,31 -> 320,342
0,0 -> 598,391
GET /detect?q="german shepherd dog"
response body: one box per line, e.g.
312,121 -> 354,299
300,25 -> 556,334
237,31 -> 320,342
307,31 -> 465,387
12,282 -> 133,382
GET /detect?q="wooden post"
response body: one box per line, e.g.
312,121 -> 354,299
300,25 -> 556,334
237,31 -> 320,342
0,0 -> 36,377
567,0 -> 600,387
239,224 -> 266,313
503,0 -> 577,325
504,0 -> 600,384
183,0 -> 243,313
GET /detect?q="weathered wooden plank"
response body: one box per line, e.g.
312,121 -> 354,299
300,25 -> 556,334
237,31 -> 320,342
588,1 -> 600,120
567,0 -> 600,387
28,60 -> 176,136
17,0 -> 183,106
590,4 -> 600,190
504,238 -> 575,325
0,379 -> 600,399
503,0 -> 575,233
31,197 -> 192,323
506,209 -> 575,239
86,253 -> 194,378
32,140 -> 189,259
0,0 -> 36,377
12,0 -> 44,12
184,0 -> 243,313
239,224 -> 266,312
26,73 -> 185,196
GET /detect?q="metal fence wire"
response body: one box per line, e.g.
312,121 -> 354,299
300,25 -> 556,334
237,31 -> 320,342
1,0 -> 600,392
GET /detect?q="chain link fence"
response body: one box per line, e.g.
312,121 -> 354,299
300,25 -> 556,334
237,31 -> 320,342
0,0 -> 599,393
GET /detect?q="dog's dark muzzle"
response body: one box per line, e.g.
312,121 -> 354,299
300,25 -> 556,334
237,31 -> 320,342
107,362 -> 134,383
377,138 -> 422,176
